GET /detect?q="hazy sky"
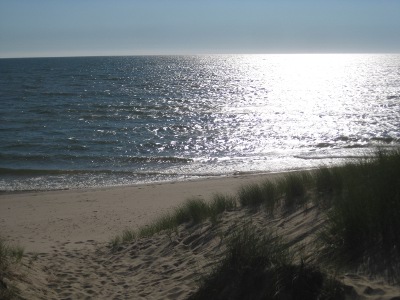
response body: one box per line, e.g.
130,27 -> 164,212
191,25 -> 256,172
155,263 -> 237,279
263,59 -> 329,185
1,0 -> 399,58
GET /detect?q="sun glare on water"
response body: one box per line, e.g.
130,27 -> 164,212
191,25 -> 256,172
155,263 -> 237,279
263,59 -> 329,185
216,53 -> 397,157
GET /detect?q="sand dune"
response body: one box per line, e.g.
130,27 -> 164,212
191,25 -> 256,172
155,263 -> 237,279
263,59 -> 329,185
0,174 -> 281,253
2,174 -> 400,299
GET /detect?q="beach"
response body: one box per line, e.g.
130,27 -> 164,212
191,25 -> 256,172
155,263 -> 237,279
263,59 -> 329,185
0,173 -> 282,254
2,171 -> 400,299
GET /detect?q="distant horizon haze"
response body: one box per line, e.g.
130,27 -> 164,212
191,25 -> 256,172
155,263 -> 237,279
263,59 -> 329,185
1,0 -> 399,59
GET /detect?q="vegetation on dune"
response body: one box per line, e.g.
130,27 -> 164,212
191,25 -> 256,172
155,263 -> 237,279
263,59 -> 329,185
238,170 -> 313,213
0,237 -> 24,299
277,172 -> 313,210
190,149 -> 400,298
189,225 -> 345,300
318,149 -> 400,276
236,149 -> 400,278
238,183 -> 265,208
111,148 -> 400,294
110,194 -> 236,249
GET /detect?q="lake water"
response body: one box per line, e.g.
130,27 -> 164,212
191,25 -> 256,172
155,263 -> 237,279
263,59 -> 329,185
1,54 -> 399,191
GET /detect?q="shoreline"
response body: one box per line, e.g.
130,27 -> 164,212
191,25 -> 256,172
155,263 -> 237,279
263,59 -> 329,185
0,169 -> 299,194
0,172 -> 284,253
0,170 -> 280,195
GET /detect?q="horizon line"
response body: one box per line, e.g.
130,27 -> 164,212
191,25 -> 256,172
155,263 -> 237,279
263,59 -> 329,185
1,51 -> 400,60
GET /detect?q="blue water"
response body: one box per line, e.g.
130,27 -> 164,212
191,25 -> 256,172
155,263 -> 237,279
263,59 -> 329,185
1,54 -> 399,191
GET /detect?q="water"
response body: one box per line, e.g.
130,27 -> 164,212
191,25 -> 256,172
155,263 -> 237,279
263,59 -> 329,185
1,54 -> 399,191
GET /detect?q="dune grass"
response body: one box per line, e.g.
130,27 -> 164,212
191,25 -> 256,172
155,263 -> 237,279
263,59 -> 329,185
0,237 -> 24,299
235,149 -> 400,278
112,149 -> 400,271
318,149 -> 400,276
278,171 -> 313,209
238,183 -> 265,208
112,148 -> 400,280
189,224 -> 345,300
111,194 -> 236,249
238,171 -> 313,212
260,180 -> 277,214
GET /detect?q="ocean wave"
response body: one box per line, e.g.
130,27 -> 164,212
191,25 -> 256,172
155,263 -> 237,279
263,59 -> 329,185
370,137 -> 399,144
0,167 -> 204,177
0,153 -> 192,164
0,168 -> 98,176
342,144 -> 369,149
294,155 -> 370,160
40,92 -> 77,97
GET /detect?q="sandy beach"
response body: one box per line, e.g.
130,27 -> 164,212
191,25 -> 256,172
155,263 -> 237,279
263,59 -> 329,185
2,173 -> 400,299
0,173 -> 283,254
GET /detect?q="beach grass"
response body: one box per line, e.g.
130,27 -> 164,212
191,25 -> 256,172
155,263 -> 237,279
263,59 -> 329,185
260,180 -> 277,214
237,171 -> 313,212
234,149 -> 400,278
0,237 -> 24,299
205,148 -> 400,282
277,171 -> 312,209
238,183 -> 265,208
189,224 -> 345,300
318,149 -> 400,277
111,194 -> 236,249
112,147 -> 400,286
209,193 -> 237,224
115,149 -> 400,264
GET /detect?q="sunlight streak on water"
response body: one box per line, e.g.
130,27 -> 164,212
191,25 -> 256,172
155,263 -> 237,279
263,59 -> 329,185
0,54 -> 399,190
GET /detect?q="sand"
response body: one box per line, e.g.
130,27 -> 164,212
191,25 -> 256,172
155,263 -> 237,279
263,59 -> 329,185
1,173 -> 400,299
0,173 -> 283,253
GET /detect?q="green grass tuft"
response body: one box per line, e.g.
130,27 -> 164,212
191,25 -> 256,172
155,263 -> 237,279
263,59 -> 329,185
237,172 -> 313,212
0,237 -> 24,299
320,149 -> 400,278
315,166 -> 339,195
111,195 -> 237,248
210,193 -> 236,214
138,213 -> 178,238
179,197 -> 211,224
209,194 -> 237,224
260,180 -> 277,214
121,230 -> 136,243
0,237 -> 24,269
278,172 -> 312,209
238,183 -> 264,208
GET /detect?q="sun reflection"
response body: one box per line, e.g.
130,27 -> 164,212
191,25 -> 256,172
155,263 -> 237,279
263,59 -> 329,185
216,54 -> 397,157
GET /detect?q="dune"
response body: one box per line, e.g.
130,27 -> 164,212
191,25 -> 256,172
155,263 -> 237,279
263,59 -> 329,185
0,173 -> 282,253
1,172 -> 400,299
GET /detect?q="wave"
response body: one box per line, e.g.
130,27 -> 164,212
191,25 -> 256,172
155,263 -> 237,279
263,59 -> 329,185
294,155 -> 369,160
0,153 -> 192,164
121,156 -> 193,164
316,137 -> 399,149
0,167 -> 208,178
370,137 -> 399,144
0,168 -> 100,176
40,92 -> 77,97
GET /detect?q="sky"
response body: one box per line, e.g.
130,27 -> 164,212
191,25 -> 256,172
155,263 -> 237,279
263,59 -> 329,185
0,0 -> 399,58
